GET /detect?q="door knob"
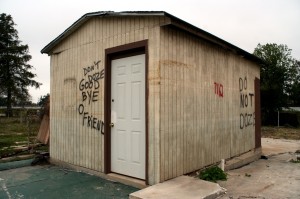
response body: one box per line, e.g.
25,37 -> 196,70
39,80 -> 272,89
110,123 -> 114,127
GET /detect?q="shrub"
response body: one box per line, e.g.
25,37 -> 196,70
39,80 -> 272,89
198,166 -> 227,182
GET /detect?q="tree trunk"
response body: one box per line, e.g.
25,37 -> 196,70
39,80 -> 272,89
6,88 -> 13,117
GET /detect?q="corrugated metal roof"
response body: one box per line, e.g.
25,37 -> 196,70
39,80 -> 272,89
41,11 -> 262,63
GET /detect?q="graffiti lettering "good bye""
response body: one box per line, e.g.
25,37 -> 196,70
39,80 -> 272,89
78,60 -> 105,133
83,60 -> 101,76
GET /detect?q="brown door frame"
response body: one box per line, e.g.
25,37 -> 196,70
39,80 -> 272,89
104,40 -> 149,184
255,77 -> 261,148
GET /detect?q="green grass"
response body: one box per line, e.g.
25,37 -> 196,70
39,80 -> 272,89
198,166 -> 227,182
0,134 -> 28,148
0,117 -> 40,135
290,159 -> 300,163
0,116 -> 41,158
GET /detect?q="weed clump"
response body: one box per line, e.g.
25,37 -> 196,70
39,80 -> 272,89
198,166 -> 227,182
290,159 -> 300,163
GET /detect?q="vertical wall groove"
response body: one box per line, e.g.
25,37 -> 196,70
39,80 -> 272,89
50,16 -> 164,185
158,26 -> 259,182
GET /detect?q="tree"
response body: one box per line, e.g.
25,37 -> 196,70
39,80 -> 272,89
0,13 -> 41,116
288,61 -> 300,106
37,93 -> 49,107
253,43 -> 300,124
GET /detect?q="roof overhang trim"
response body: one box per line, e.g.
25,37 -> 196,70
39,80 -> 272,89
41,11 -> 263,64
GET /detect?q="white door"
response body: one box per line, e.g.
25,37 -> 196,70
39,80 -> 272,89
111,54 -> 145,179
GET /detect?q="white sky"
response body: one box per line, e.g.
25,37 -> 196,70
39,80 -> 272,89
1,0 -> 299,103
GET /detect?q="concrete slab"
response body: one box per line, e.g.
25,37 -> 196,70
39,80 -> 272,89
224,148 -> 261,171
0,161 -> 139,199
261,137 -> 300,157
218,138 -> 300,199
218,153 -> 300,199
0,158 -> 33,171
50,157 -> 147,189
129,176 -> 226,199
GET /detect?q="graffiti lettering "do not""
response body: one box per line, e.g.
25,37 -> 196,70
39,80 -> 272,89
239,76 -> 255,130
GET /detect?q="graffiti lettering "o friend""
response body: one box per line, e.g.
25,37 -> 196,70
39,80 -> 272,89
78,104 -> 84,114
78,103 -> 104,133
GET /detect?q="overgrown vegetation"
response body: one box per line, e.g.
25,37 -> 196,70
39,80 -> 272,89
0,114 -> 47,159
290,159 -> 300,163
198,166 -> 227,182
262,126 -> 300,140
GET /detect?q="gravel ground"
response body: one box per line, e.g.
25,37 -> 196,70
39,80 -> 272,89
217,138 -> 300,199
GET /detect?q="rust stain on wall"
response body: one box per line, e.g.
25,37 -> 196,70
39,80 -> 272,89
159,60 -> 192,69
148,62 -> 161,85
64,77 -> 76,83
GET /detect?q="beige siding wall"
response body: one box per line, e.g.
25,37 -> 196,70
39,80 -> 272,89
50,16 -> 168,184
159,27 -> 260,182
49,15 -> 259,185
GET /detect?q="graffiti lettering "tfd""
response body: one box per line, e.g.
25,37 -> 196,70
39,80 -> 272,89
214,82 -> 224,97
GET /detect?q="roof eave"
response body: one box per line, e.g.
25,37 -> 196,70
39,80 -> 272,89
41,11 -> 166,54
163,14 -> 263,64
41,11 -> 110,54
41,11 -> 263,65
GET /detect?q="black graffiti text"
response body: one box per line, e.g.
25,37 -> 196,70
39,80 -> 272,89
240,112 -> 255,129
239,76 -> 255,130
239,77 -> 247,91
83,60 -> 101,76
240,93 -> 254,108
78,60 -> 104,133
82,90 -> 99,104
78,104 -> 104,133
79,70 -> 104,91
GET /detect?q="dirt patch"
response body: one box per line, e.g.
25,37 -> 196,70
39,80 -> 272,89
262,126 -> 300,140
262,138 -> 300,157
218,138 -> 300,199
218,152 -> 300,199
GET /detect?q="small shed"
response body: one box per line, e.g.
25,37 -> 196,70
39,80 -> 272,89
41,11 -> 261,186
